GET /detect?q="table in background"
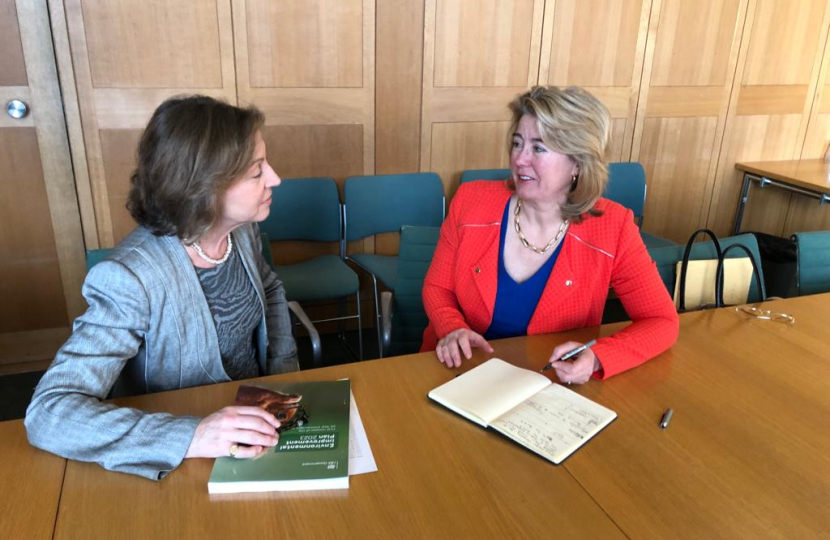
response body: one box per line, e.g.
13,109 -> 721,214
3,295 -> 829,539
733,159 -> 830,234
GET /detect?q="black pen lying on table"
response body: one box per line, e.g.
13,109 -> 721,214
540,339 -> 597,372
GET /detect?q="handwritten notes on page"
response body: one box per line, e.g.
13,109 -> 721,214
429,358 -> 616,464
490,384 -> 616,464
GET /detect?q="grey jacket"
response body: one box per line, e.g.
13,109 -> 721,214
25,224 -> 299,480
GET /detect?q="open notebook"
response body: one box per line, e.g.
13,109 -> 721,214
429,358 -> 616,464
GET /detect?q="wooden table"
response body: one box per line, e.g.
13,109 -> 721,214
733,159 -> 830,234
2,295 -> 829,539
0,421 -> 65,540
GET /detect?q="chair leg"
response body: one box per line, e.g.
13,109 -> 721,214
368,273 -> 383,358
336,298 -> 346,340
380,291 -> 393,357
355,288 -> 363,361
287,301 -> 321,368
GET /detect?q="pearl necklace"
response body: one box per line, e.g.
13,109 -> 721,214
190,233 -> 233,265
514,198 -> 568,255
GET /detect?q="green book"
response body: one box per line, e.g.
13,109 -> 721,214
208,379 -> 350,493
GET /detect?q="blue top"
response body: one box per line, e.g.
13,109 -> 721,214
484,200 -> 562,340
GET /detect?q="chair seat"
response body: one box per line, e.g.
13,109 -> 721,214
641,232 -> 676,249
276,255 -> 359,303
349,253 -> 398,291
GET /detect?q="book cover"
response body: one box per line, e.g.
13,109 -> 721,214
208,379 -> 350,494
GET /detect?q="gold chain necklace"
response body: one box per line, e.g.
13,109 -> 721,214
513,198 -> 568,254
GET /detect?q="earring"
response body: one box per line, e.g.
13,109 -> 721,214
570,172 -> 579,192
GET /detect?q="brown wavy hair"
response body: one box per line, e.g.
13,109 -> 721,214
127,95 -> 265,242
507,86 -> 611,223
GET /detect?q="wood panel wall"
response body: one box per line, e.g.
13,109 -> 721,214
414,0 -> 830,241
706,0 -> 830,237
38,0 -> 830,351
61,0 -> 830,253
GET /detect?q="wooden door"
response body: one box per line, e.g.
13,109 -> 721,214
0,0 -> 86,368
539,0 -> 651,163
631,0 -> 748,243
232,0 -> 375,191
63,0 -> 238,248
420,0 -> 546,198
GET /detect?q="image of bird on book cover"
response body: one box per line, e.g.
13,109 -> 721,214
234,384 -> 309,434
208,379 -> 350,492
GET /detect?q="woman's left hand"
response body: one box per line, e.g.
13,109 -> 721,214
545,341 -> 601,385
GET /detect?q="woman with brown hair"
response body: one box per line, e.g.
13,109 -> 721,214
25,96 -> 297,479
422,86 -> 678,384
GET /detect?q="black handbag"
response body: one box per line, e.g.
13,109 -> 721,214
677,229 -> 766,312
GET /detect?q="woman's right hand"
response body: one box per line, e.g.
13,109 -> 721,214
436,328 -> 494,368
185,406 -> 281,459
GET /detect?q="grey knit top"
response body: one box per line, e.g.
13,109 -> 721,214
194,248 -> 261,380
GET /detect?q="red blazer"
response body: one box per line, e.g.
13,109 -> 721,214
421,182 -> 679,379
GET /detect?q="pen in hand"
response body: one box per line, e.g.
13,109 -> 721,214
540,339 -> 597,372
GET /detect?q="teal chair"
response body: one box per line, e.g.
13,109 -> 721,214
460,168 -> 511,183
792,231 -> 830,295
85,248 -> 111,272
259,233 -> 321,363
605,162 -> 675,249
344,173 -> 445,357
379,226 -> 441,356
647,233 -> 766,305
260,177 -> 362,364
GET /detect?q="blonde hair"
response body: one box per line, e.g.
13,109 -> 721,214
507,86 -> 611,222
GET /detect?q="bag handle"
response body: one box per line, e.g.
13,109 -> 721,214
715,244 -> 766,307
678,229 -> 723,311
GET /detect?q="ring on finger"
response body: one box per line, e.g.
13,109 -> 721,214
229,444 -> 239,458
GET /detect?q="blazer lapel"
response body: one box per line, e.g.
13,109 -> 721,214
529,231 -> 580,328
469,224 -> 501,327
162,234 -> 229,384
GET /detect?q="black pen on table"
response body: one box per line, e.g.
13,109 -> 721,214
540,339 -> 597,372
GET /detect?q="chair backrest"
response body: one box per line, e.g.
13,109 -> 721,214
604,162 -> 646,221
793,231 -> 830,295
389,226 -> 441,355
259,177 -> 342,243
647,233 -> 765,303
459,169 -> 511,184
86,248 -> 112,272
344,173 -> 444,241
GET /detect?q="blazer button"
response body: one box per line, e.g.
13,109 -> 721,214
565,280 -> 572,287
475,267 -> 481,274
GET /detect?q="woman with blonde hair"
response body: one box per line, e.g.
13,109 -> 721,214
421,86 -> 678,384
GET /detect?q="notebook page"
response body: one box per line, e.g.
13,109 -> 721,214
428,358 -> 551,426
490,383 -> 616,464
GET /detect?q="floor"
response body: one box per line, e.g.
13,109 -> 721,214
0,330 -> 379,422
